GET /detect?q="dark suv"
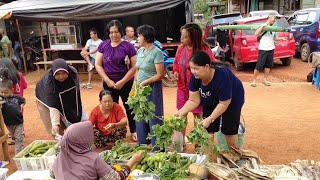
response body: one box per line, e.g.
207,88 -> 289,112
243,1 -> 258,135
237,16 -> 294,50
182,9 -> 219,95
288,8 -> 320,62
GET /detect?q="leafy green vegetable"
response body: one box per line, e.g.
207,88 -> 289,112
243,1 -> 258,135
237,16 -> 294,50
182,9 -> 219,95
187,118 -> 219,155
148,116 -> 187,151
126,81 -> 156,122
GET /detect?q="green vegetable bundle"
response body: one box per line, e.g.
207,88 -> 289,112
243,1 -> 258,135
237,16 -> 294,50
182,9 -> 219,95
188,118 -> 219,155
133,152 -> 197,180
126,81 -> 156,122
16,141 -> 57,158
148,116 -> 187,151
102,141 -> 151,163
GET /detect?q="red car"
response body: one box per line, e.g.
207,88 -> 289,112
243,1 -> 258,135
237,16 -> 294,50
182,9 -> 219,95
204,16 -> 295,70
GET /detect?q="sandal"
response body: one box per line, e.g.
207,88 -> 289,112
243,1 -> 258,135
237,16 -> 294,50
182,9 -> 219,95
263,81 -> 271,86
251,81 -> 257,87
131,132 -> 138,142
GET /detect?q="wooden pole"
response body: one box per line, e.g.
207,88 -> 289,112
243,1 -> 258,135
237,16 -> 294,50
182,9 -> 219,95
16,19 -> 27,74
39,22 -> 47,69
0,102 -> 10,161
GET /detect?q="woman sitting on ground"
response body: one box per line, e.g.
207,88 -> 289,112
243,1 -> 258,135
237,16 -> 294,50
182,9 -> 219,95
90,90 -> 127,148
51,121 -> 143,180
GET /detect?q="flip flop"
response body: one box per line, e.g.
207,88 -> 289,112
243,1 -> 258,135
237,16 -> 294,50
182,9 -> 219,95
263,81 -> 271,86
131,132 -> 138,142
251,81 -> 257,87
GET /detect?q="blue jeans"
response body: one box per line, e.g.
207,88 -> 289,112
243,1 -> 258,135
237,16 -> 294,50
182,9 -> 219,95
136,81 -> 164,151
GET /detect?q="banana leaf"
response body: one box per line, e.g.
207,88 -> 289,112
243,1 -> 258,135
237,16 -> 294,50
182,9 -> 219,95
216,25 -> 291,32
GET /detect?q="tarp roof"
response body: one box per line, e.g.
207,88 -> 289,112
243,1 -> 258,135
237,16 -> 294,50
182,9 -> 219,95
0,0 -> 191,21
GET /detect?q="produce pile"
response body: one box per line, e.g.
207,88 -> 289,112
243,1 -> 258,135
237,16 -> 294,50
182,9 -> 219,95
133,151 -> 197,180
148,116 -> 187,151
16,141 -> 57,158
102,141 -> 151,163
127,81 -> 156,122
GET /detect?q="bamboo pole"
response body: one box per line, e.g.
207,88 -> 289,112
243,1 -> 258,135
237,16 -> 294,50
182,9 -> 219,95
16,19 -> 27,74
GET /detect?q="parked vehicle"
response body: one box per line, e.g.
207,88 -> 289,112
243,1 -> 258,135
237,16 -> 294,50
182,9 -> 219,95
204,16 -> 295,70
23,35 -> 46,70
205,13 -> 242,48
248,10 -> 280,18
287,8 -> 320,62
153,41 -> 176,87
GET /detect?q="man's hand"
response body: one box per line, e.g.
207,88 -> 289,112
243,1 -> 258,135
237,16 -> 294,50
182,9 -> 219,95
51,125 -> 60,135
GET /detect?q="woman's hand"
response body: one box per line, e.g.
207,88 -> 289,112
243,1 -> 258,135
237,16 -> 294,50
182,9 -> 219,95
140,81 -> 147,87
104,123 -> 116,130
115,80 -> 125,90
127,150 -> 144,169
106,79 -> 116,89
130,151 -> 144,164
51,125 -> 60,135
173,72 -> 179,81
201,117 -> 213,129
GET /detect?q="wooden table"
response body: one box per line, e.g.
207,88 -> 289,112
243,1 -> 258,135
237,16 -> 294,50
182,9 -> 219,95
0,101 -> 9,161
42,48 -> 84,70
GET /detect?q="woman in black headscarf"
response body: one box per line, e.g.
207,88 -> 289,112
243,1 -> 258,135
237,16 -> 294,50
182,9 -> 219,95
36,58 -> 88,135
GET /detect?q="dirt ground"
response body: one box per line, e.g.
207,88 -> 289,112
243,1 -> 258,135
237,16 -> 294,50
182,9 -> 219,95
1,57 -> 320,175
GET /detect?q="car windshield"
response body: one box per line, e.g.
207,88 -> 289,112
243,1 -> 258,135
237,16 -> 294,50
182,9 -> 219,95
213,16 -> 241,25
243,18 -> 289,35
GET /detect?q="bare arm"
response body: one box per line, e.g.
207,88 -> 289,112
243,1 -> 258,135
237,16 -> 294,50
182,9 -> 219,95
209,99 -> 231,121
141,62 -> 164,86
177,91 -> 201,116
114,118 -> 127,129
119,55 -> 137,83
255,23 -> 267,36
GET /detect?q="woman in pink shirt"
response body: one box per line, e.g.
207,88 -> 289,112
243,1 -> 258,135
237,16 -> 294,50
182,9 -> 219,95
173,23 -> 214,149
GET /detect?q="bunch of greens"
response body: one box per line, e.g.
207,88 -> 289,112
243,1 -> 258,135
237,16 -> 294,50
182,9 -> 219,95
126,81 -> 156,122
187,118 -> 219,155
148,116 -> 187,151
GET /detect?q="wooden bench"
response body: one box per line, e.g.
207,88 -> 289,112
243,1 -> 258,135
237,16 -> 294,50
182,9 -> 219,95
34,60 -> 87,72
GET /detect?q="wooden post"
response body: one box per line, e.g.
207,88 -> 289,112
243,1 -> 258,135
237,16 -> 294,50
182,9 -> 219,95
16,19 -> 27,74
39,22 -> 47,71
0,101 -> 10,161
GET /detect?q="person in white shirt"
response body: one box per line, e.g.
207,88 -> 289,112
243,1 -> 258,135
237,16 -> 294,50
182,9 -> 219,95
251,13 -> 287,87
80,28 -> 103,89
123,26 -> 138,49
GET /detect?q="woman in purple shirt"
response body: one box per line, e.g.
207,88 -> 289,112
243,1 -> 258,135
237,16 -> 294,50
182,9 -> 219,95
95,20 -> 138,141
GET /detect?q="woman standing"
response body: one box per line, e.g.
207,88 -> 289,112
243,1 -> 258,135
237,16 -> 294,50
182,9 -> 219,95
135,25 -> 164,149
90,90 -> 128,148
36,58 -> 87,135
95,20 -> 138,141
176,51 -> 244,148
173,23 -> 214,146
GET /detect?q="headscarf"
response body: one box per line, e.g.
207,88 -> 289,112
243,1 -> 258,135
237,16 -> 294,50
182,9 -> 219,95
52,121 -> 112,180
35,58 -> 82,123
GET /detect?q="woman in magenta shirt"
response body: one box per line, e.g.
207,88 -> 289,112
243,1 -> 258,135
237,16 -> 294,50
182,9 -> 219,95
95,20 -> 138,141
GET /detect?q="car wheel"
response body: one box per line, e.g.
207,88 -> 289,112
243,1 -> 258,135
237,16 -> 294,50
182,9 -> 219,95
300,43 -> 310,62
234,54 -> 243,71
280,57 -> 292,66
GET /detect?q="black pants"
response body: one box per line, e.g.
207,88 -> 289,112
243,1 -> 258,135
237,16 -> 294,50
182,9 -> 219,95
103,80 -> 135,133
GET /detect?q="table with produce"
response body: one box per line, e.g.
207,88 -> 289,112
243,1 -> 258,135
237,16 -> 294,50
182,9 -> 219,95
5,83 -> 320,180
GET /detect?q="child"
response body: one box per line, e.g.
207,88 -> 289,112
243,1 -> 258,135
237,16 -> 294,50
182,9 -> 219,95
0,79 -> 25,154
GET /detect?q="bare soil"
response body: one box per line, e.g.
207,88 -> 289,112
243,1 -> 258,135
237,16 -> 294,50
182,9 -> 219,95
2,57 -> 320,175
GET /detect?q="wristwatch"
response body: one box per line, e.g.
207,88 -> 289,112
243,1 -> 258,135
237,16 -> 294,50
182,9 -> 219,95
209,116 -> 214,123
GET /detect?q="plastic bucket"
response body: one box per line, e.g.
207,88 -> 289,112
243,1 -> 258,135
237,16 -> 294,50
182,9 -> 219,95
215,117 -> 245,151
